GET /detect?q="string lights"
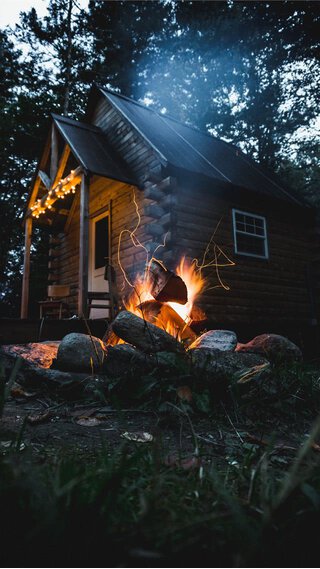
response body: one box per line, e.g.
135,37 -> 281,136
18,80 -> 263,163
30,170 -> 79,219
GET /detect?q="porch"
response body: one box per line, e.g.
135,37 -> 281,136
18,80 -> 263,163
21,114 -> 138,320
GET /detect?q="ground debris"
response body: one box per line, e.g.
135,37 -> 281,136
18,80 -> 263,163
27,409 -> 51,425
121,431 -> 154,442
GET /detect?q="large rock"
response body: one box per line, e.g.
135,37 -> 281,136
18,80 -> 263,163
1,342 -> 59,368
111,310 -> 184,353
0,347 -> 92,387
104,344 -> 154,377
236,333 -> 302,364
190,349 -> 270,383
188,330 -> 237,352
55,333 -> 107,372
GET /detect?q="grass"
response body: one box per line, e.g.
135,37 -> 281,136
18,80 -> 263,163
1,359 -> 320,566
1,426 -> 320,567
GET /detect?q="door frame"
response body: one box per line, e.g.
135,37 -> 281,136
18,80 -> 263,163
89,205 -> 111,291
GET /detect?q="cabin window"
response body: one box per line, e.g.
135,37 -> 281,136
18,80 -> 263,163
232,209 -> 268,259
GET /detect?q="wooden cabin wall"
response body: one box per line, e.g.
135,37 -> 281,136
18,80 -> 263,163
174,180 -> 315,327
56,176 -> 165,314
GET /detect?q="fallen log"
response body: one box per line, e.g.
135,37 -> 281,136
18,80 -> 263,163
111,310 -> 185,353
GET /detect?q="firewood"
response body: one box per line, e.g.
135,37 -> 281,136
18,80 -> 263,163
149,259 -> 188,305
111,310 -> 185,353
137,300 -> 196,343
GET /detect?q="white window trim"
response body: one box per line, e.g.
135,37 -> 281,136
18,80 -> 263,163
232,208 -> 269,260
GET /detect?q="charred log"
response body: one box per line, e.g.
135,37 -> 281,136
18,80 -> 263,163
149,259 -> 188,305
137,300 -> 196,343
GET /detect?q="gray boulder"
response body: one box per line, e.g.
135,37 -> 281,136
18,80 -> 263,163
190,348 -> 270,383
188,329 -> 237,352
55,332 -> 107,372
236,333 -> 302,364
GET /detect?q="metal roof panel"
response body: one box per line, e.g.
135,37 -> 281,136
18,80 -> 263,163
52,114 -> 137,186
101,88 -> 305,206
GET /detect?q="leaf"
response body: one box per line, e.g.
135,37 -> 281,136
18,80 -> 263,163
121,431 -> 153,443
177,385 -> 193,402
76,416 -> 103,427
27,410 -> 51,425
164,453 -> 201,470
10,384 -> 35,398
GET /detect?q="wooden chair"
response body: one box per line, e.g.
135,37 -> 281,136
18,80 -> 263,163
87,264 -> 119,320
39,284 -> 70,319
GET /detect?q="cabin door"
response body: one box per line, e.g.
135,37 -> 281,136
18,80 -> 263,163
89,210 -> 110,319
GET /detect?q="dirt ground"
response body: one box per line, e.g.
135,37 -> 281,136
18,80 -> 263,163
1,389 -> 317,470
1,341 -> 319,468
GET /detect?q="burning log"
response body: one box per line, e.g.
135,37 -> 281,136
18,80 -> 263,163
149,259 -> 188,305
111,310 -> 185,353
137,300 -> 196,343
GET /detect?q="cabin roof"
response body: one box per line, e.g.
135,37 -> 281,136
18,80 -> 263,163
99,86 -> 305,207
52,114 -> 137,185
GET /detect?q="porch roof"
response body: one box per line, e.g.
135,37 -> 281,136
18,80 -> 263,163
52,114 -> 137,186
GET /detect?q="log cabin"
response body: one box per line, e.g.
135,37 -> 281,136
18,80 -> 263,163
21,84 -> 319,341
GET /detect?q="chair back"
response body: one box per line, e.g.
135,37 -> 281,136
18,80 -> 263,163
48,284 -> 70,299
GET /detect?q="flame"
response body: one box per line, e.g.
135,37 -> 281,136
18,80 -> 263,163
168,257 -> 205,324
124,257 -> 206,330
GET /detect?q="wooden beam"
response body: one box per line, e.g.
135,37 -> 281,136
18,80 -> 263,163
20,217 -> 32,319
78,172 -> 90,318
27,166 -> 82,218
51,144 -> 71,189
38,170 -> 51,190
50,124 -> 59,183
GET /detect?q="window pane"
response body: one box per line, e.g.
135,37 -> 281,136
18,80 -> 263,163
254,218 -> 264,229
235,213 -> 245,223
236,233 -> 266,257
95,216 -> 109,269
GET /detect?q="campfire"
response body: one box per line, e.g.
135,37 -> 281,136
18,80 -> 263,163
108,257 -> 207,346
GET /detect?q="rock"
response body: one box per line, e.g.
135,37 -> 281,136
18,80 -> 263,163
104,344 -> 154,377
55,333 -> 107,372
188,330 -> 237,352
111,310 -> 184,353
1,342 -> 59,368
190,349 -> 270,383
236,333 -> 302,363
0,347 -> 93,387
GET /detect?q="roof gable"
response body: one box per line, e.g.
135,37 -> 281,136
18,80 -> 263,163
99,86 -> 305,207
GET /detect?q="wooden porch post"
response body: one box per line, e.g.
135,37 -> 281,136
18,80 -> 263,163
20,216 -> 32,319
78,172 -> 90,318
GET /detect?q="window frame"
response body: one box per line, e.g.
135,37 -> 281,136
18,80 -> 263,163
232,208 -> 269,260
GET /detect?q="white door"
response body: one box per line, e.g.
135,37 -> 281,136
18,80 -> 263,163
89,211 -> 110,319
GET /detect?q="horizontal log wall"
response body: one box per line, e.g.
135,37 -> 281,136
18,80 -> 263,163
56,177 -> 159,314
174,181 -> 316,326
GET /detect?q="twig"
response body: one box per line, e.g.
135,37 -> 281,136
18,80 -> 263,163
221,401 -> 244,443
